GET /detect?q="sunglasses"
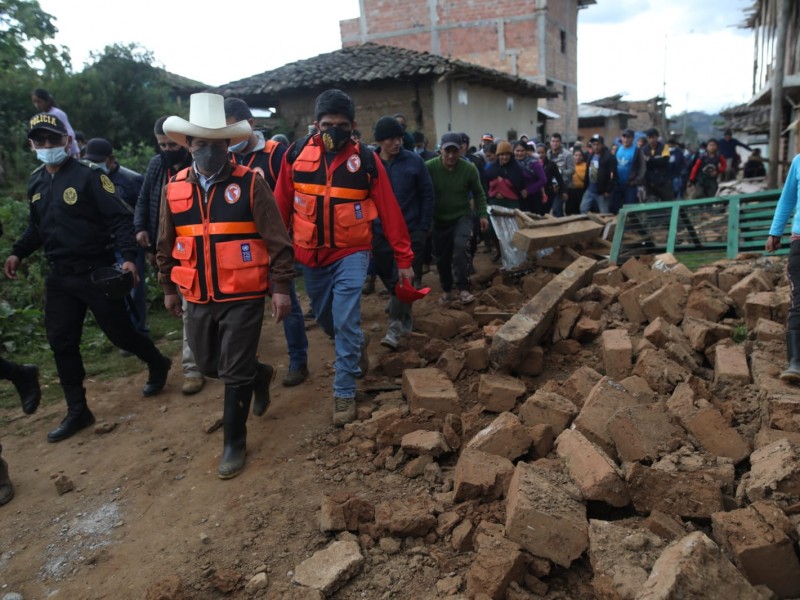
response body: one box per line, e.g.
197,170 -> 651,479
31,133 -> 66,146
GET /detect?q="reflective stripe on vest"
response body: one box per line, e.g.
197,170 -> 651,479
290,142 -> 376,250
166,167 -> 269,303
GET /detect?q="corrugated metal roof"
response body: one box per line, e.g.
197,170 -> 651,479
210,43 -> 558,100
578,104 -> 636,118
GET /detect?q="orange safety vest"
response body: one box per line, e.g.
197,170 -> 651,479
290,141 -> 378,250
166,165 -> 269,303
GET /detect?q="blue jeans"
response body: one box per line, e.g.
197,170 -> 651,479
580,189 -> 609,214
303,251 -> 369,398
283,279 -> 308,371
609,184 -> 638,215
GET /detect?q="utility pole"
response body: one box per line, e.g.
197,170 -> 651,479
768,0 -> 791,188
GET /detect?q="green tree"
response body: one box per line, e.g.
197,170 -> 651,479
0,0 -> 70,184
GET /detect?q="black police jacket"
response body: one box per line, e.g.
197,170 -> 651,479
12,157 -> 138,267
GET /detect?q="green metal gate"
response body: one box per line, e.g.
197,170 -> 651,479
609,190 -> 784,264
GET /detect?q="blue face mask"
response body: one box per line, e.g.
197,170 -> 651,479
35,146 -> 68,166
97,163 -> 110,174
228,139 -> 248,153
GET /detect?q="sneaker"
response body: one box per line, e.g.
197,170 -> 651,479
181,375 -> 205,395
438,292 -> 453,305
357,332 -> 370,378
282,365 -> 309,387
333,396 -> 356,427
459,290 -> 475,304
381,329 -> 399,351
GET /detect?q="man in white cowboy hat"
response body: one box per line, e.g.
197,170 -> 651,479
156,93 -> 295,479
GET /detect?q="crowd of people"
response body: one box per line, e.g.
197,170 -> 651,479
0,87 -> 775,497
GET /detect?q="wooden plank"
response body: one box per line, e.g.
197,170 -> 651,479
512,219 -> 604,254
518,214 -> 590,229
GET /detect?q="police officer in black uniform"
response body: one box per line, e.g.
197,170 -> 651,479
3,113 -> 172,443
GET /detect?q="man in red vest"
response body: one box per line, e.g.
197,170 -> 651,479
156,93 -> 295,479
273,89 -> 414,426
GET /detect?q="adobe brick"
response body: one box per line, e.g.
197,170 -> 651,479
745,439 -> 800,504
436,347 -> 465,381
400,430 -> 451,457
712,502 -> 800,598
619,257 -> 655,282
375,414 -> 437,448
642,510 -> 687,541
466,524 -> 527,600
685,282 -> 733,322
618,273 -> 674,324
379,349 -> 423,377
572,315 -> 602,342
619,375 -> 659,403
638,532 -> 762,600
713,343 -> 751,385
555,429 -> 630,507
668,262 -> 694,283
592,265 -> 624,288
552,299 -> 581,342
320,493 -> 375,533
633,348 -> 690,395
453,449 -> 515,502
728,269 -> 773,314
653,252 -> 680,270
640,282 -> 688,325
530,423 -> 554,458
718,263 -> 757,292
478,373 -> 526,412
374,497 -> 437,537
519,390 -> 578,434
601,329 -> 633,381
466,412 -> 534,461
626,463 -> 723,518
415,308 -> 473,339
451,518 -> 474,552
745,292 -> 778,329
608,404 -> 684,464
559,365 -> 603,408
652,449 -> 736,496
666,383 -> 751,463
643,316 -> 673,347
462,338 -> 490,371
513,345 -> 544,376
402,368 -> 460,416
692,265 -> 719,288
681,316 -> 715,351
754,318 -> 784,343
504,461 -> 589,567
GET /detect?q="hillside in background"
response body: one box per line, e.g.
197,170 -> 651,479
668,110 -> 727,145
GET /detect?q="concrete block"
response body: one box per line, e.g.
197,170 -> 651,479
555,429 -> 630,507
608,404 -> 684,464
638,532 -> 762,600
626,463 -> 724,518
478,374 -> 526,413
714,344 -> 751,385
666,383 -> 751,463
466,412 -> 534,461
519,390 -> 578,434
453,449 -> 515,502
640,281 -> 688,325
505,461 -> 589,567
574,376 -> 647,458
292,541 -> 365,596
602,329 -> 633,381
490,256 -> 597,368
746,439 -> 800,504
712,502 -> 800,598
402,368 -> 460,415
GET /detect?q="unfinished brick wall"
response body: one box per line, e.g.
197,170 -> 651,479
340,0 -> 584,138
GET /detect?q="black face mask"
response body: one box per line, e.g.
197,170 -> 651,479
162,147 -> 188,167
193,145 -> 228,174
320,126 -> 351,152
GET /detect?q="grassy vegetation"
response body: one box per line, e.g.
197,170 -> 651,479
677,250 -> 729,271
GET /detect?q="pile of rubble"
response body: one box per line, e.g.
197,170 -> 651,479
283,251 -> 800,599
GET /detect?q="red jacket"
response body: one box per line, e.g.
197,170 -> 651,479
274,135 -> 413,269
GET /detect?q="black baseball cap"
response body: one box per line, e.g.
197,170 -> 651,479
28,112 -> 67,138
440,132 -> 462,150
84,138 -> 114,162
590,133 -> 604,144
622,129 -> 635,138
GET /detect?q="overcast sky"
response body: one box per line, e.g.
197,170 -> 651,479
37,0 -> 755,116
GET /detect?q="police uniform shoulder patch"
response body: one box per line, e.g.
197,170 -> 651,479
346,154 -> 361,173
31,193 -> 41,203
63,187 -> 78,205
100,174 -> 116,194
224,183 -> 241,204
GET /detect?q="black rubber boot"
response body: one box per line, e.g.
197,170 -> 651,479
252,362 -> 275,417
0,444 -> 13,506
143,354 -> 172,397
47,386 -> 95,443
0,359 -> 41,415
218,384 -> 251,479
781,331 -> 800,384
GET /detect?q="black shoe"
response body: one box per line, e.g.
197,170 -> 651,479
143,354 -> 171,397
13,364 -> 41,415
252,363 -> 275,417
219,384 -> 250,479
47,409 -> 95,443
0,444 -> 13,506
282,365 -> 309,387
303,308 -> 315,321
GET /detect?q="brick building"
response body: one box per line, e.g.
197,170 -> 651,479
340,0 -> 597,140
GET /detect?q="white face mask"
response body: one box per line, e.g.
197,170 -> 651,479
35,145 -> 68,166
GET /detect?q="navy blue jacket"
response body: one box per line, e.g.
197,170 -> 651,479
376,148 -> 435,232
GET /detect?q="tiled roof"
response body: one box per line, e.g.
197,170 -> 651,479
210,43 -> 557,100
